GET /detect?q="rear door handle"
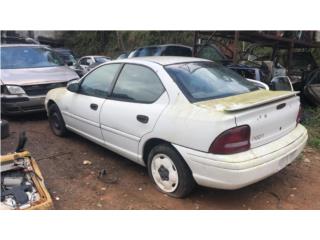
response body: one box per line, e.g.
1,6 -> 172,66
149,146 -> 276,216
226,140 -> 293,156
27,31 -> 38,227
90,103 -> 98,110
137,115 -> 149,123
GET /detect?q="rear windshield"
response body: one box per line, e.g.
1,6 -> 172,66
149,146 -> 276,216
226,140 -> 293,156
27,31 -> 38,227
165,62 -> 259,102
1,46 -> 64,69
133,47 -> 162,57
161,46 -> 192,57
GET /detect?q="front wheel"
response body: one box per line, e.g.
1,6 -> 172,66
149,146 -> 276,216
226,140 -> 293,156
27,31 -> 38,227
48,103 -> 67,137
147,144 -> 195,198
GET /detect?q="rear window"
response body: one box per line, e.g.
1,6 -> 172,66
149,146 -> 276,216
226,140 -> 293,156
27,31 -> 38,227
1,46 -> 64,69
165,62 -> 259,102
162,46 -> 192,57
133,47 -> 162,57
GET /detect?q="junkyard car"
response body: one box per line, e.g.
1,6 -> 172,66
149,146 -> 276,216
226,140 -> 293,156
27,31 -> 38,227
128,44 -> 192,58
45,57 -> 308,197
1,44 -> 79,115
75,55 -> 112,77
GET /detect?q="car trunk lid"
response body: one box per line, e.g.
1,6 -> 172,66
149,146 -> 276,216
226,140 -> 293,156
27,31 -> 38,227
195,90 -> 300,148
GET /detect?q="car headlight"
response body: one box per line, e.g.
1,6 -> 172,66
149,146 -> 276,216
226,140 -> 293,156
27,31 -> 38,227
5,85 -> 26,95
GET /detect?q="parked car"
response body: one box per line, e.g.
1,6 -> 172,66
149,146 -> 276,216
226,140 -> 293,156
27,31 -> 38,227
45,57 -> 307,197
1,44 -> 79,115
128,44 -> 192,58
54,48 -> 77,66
116,52 -> 129,59
75,55 -> 112,77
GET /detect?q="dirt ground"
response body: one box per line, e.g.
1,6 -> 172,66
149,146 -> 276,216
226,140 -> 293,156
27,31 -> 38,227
1,113 -> 320,210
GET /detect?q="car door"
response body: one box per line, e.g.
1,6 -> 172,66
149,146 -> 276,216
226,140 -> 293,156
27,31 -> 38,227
100,63 -> 169,163
62,64 -> 122,145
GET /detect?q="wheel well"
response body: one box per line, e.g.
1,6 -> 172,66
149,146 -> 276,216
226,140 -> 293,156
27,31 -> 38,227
142,138 -> 171,165
46,100 -> 56,116
47,100 -> 56,108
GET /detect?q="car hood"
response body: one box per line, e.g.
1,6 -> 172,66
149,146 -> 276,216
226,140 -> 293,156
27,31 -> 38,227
1,66 -> 79,86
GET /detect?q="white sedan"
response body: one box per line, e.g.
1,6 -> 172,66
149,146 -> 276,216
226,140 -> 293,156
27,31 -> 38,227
45,56 -> 308,198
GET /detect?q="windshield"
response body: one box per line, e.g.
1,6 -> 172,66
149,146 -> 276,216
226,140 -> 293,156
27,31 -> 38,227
165,62 -> 259,102
1,46 -> 64,69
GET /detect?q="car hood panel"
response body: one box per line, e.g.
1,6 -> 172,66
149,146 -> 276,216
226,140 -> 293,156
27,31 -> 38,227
1,66 -> 78,86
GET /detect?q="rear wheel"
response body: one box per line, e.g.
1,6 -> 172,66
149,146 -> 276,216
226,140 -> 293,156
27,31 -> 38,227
48,103 -> 67,137
147,144 -> 195,198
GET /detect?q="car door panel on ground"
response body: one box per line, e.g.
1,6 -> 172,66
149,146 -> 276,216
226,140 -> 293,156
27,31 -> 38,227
100,64 -> 169,163
62,64 -> 121,145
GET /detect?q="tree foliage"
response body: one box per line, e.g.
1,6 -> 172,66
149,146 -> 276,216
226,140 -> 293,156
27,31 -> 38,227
62,31 -> 194,58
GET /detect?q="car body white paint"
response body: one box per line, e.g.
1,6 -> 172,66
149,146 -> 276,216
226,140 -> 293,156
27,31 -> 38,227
45,56 -> 308,190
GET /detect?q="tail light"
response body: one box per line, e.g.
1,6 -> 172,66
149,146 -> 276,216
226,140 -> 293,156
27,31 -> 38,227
296,105 -> 303,125
209,125 -> 251,154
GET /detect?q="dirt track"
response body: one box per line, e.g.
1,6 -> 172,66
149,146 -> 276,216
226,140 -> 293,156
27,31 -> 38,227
1,113 -> 320,210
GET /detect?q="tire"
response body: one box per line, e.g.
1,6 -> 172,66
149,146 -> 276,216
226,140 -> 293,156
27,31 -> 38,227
48,103 -> 67,137
147,144 -> 195,198
1,119 -> 10,139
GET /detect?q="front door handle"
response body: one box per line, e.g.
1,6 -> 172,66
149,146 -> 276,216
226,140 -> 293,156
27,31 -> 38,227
90,103 -> 98,110
137,115 -> 149,123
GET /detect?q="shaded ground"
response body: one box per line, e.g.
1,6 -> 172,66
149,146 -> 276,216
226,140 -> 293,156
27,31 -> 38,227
1,113 -> 320,210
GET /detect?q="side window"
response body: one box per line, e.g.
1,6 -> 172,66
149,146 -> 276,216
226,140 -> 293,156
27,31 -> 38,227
87,58 -> 94,65
112,64 -> 164,103
79,58 -> 89,65
79,64 -> 121,98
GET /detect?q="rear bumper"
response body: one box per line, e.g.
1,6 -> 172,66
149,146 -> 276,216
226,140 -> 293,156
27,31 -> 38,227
1,95 -> 46,115
174,124 -> 308,190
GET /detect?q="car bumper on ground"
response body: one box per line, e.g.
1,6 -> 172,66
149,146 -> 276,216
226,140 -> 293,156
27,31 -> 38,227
174,124 -> 308,190
1,95 -> 46,115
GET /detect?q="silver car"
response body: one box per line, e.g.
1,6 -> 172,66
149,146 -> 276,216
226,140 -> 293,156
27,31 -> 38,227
1,44 -> 79,114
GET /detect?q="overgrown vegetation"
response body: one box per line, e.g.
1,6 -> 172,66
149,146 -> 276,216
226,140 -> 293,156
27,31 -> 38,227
62,31 -> 320,65
303,107 -> 320,149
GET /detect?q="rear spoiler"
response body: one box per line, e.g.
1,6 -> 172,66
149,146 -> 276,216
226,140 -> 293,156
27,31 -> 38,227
224,91 -> 299,112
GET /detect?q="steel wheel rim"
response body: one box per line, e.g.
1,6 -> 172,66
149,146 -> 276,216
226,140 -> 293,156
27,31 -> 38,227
151,154 -> 179,193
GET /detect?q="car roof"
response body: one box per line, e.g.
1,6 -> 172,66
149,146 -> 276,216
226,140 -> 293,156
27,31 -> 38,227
135,44 -> 192,49
114,56 -> 210,66
54,48 -> 72,52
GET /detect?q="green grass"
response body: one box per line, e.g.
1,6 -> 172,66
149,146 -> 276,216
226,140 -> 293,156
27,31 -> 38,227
303,107 -> 320,149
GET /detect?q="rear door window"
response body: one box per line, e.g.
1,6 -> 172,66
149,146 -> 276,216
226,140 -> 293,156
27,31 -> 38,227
111,64 -> 164,103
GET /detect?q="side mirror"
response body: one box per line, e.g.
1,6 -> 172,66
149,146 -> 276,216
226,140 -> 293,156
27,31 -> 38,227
67,81 -> 80,93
